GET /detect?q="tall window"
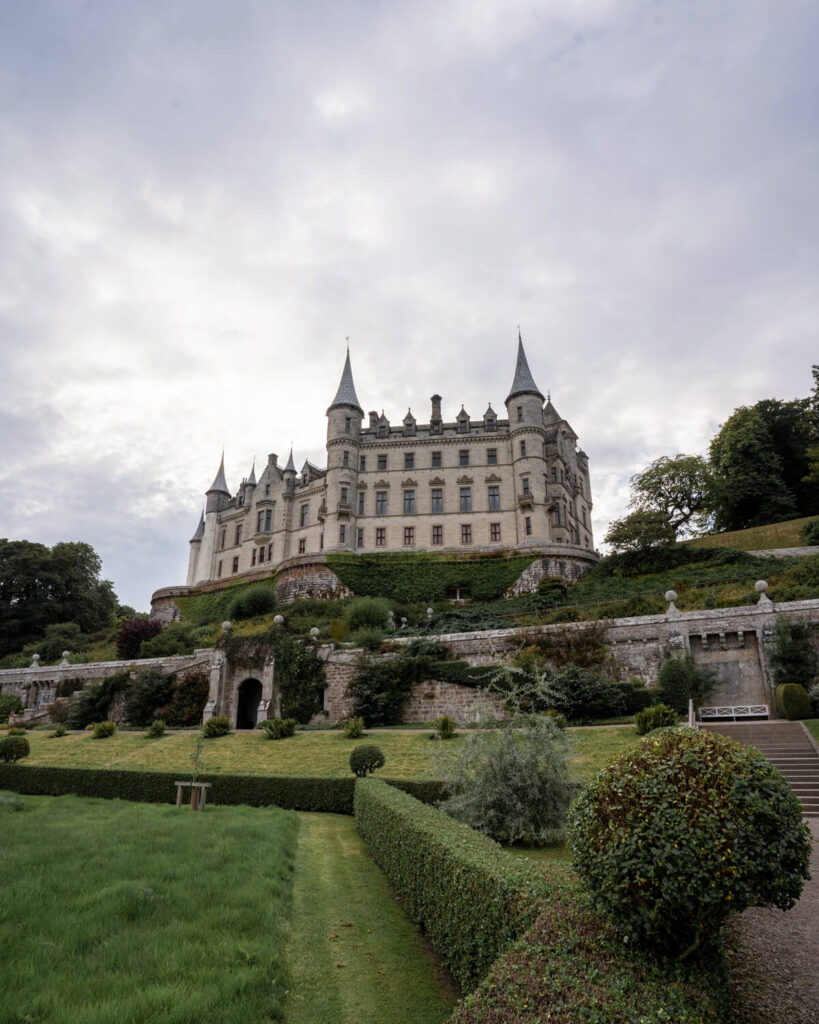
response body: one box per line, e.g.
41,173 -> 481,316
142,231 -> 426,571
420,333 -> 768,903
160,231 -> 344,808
235,525 -> 243,546
459,449 -> 469,466
220,528 -> 226,549
490,523 -> 501,542
458,417 -> 468,434
217,559 -> 223,577
300,504 -> 309,526
375,528 -> 386,546
488,485 -> 500,510
431,451 -> 442,467
378,424 -> 387,438
252,549 -> 257,566
431,525 -> 443,545
403,489 -> 415,514
377,454 -> 387,471
345,417 -> 351,434
459,487 -> 471,512
339,525 -> 346,544
520,440 -> 527,457
357,528 -> 364,548
404,452 -> 414,470
525,516 -> 532,536
340,486 -> 348,505
359,455 -> 366,471
257,510 -> 264,532
376,491 -> 387,515
460,524 -> 472,545
522,478 -> 530,495
265,509 -> 272,531
553,506 -> 561,526
486,416 -> 496,432
267,543 -> 273,560
298,538 -> 306,554
551,467 -> 557,482
258,546 -> 265,563
358,491 -> 365,515
403,526 -> 414,546
487,448 -> 497,465
431,488 -> 443,513
517,405 -> 523,422
232,556 -> 239,573
342,450 -> 349,467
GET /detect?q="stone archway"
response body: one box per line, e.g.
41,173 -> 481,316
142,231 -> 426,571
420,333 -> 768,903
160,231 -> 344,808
236,677 -> 263,729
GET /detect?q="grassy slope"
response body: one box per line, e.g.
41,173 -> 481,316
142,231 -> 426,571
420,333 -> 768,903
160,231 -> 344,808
285,813 -> 455,1024
18,725 -> 640,781
0,796 -> 298,1024
685,515 -> 817,552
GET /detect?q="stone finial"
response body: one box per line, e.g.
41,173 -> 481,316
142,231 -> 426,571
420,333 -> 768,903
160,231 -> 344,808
755,580 -> 772,605
426,607 -> 434,618
30,653 -> 40,668
221,621 -> 232,633
273,615 -> 284,626
59,651 -> 70,667
309,627 -> 320,638
665,590 -> 680,617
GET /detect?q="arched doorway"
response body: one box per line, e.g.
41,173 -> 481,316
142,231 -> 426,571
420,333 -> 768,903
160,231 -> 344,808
236,678 -> 263,729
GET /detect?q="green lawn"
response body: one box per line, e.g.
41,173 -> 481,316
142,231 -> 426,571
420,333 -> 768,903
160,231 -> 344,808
803,719 -> 819,743
684,515 -> 817,552
18,724 -> 639,782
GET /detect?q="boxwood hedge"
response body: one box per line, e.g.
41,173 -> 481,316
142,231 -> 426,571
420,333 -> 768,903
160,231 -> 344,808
353,777 -> 552,992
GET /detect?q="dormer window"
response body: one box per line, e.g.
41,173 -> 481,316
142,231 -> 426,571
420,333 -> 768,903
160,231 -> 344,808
486,417 -> 496,432
378,424 -> 387,438
458,418 -> 468,434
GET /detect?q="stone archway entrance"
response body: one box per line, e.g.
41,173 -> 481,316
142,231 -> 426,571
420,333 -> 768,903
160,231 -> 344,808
236,677 -> 263,729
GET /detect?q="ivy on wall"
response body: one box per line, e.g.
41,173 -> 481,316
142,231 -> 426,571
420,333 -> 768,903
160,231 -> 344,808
326,552 -> 538,603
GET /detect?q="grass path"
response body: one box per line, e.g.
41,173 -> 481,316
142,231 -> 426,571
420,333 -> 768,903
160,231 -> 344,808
285,813 -> 456,1024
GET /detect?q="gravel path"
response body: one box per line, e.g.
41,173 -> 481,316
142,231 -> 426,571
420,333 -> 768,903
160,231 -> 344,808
727,818 -> 818,1024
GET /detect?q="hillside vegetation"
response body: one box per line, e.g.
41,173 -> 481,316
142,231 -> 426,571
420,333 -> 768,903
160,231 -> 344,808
685,515 -> 819,552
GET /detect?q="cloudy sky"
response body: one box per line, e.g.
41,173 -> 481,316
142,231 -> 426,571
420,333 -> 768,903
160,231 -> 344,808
1,0 -> 817,611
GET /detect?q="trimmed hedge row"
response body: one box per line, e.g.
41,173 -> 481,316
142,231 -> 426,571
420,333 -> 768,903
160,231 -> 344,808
353,777 -> 551,992
0,763 -> 445,814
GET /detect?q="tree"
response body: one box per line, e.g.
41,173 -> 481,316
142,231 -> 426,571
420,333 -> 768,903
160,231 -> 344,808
628,454 -> 714,535
603,510 -> 677,552
768,615 -> 818,689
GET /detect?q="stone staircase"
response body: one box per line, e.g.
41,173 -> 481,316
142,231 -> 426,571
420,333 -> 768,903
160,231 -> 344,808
700,721 -> 819,818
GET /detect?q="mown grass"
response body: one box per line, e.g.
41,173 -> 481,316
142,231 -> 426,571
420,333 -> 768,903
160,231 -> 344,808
286,813 -> 456,1024
19,725 -> 639,782
0,795 -> 298,1024
803,719 -> 819,743
685,515 -> 818,552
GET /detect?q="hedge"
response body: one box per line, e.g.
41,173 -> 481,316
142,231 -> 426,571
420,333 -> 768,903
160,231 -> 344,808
0,763 -> 445,814
775,683 -> 813,720
353,777 -> 552,992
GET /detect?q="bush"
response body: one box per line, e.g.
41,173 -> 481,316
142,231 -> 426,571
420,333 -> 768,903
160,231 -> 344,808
92,721 -> 117,739
122,669 -> 175,727
342,716 -> 364,739
228,584 -> 277,621
541,708 -> 567,730
349,744 -> 386,777
260,717 -> 296,740
202,716 -> 231,738
345,596 -> 391,631
354,778 -> 551,991
50,723 -> 67,738
439,716 -> 575,845
613,680 -> 654,715
431,714 -> 456,740
775,683 -> 812,720
116,616 -> 162,659
0,735 -> 30,762
67,672 -> 131,729
803,518 -> 819,545
635,703 -> 679,735
657,655 -> 718,713
146,719 -> 166,738
0,694 -> 23,723
810,683 -> 819,716
349,627 -> 386,651
569,728 -> 811,958
7,727 -> 27,736
769,615 -> 818,689
138,622 -> 199,658
47,701 -> 69,724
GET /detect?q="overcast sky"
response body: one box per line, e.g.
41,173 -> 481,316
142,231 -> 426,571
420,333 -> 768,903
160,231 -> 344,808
1,0 -> 816,611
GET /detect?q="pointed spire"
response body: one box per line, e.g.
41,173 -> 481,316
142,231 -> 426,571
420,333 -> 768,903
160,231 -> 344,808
247,459 -> 257,486
328,346 -> 363,414
189,509 -> 205,543
506,332 -> 544,403
543,395 -> 561,423
207,452 -> 230,495
284,447 -> 296,473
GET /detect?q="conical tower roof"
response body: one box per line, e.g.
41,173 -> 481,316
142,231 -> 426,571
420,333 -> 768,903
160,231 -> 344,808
283,447 -> 296,473
189,509 -> 205,543
506,333 -> 544,403
328,347 -> 363,414
543,395 -> 560,423
207,453 -> 230,495
247,459 -> 257,486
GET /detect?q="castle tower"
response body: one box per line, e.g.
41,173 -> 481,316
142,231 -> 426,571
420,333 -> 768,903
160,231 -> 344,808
186,510 -> 205,586
198,453 -> 232,583
325,348 -> 364,552
505,334 -> 549,547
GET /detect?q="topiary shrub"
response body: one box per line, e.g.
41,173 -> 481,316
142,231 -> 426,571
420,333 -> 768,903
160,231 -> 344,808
431,714 -> 456,740
122,669 -> 175,728
342,716 -> 364,739
50,723 -> 67,738
657,655 -> 718,714
775,683 -> 813,720
769,615 -> 818,690
92,721 -> 117,739
260,717 -> 296,740
0,735 -> 30,763
146,719 -> 166,738
202,716 -> 231,738
345,596 -> 391,631
349,744 -> 386,777
803,518 -> 819,545
0,694 -> 23,723
349,627 -> 386,651
228,584 -> 277,621
635,703 -> 679,735
569,727 -> 811,958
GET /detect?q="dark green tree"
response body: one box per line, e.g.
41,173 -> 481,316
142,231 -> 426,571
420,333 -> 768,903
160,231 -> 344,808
768,615 -> 818,689
628,454 -> 714,535
603,509 -> 677,552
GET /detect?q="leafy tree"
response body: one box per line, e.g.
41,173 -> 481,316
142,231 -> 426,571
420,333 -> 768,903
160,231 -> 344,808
116,617 -> 162,660
628,454 -> 714,535
768,615 -> 818,689
657,655 -> 719,713
603,510 -> 677,552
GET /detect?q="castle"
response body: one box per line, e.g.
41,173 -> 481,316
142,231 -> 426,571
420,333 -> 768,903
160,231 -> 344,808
181,336 -> 597,595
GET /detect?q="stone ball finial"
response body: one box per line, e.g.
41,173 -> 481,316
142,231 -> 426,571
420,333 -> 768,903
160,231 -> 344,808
426,607 -> 434,618
273,614 -> 284,626
755,580 -> 768,593
664,590 -> 677,603
309,627 -> 320,638
31,653 -> 40,666
62,650 -> 70,659
221,621 -> 232,633
401,616 -> 407,626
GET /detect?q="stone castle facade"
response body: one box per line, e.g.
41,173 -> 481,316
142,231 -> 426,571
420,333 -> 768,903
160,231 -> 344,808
183,337 -> 597,591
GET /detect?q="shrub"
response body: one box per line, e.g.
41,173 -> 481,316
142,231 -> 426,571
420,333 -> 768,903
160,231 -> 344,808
431,714 -> 456,740
146,719 -> 166,738
116,616 -> 162,660
541,708 -> 567,730
0,694 -> 23,723
260,717 -> 296,740
67,672 -> 131,729
0,736 -> 30,763
160,670 -> 210,727
803,518 -> 819,545
123,669 -> 175,727
7,727 -> 27,736
202,716 -> 231,738
228,584 -> 277,621
47,701 -> 69,724
439,715 -> 575,846
657,655 -> 718,713
92,721 -> 117,739
810,683 -> 819,717
775,683 -> 812,720
349,744 -> 386,777
50,723 -> 67,738
768,615 -> 818,689
613,679 -> 653,715
349,627 -> 386,651
345,596 -> 391,631
345,656 -> 415,726
138,622 -> 199,658
635,703 -> 679,735
342,716 -> 364,739
569,728 -> 811,958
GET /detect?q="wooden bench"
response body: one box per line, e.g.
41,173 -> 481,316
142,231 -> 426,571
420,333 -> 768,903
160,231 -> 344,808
174,781 -> 212,811
698,705 -> 769,721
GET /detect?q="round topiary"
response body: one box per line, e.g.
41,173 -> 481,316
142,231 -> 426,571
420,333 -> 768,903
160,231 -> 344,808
634,703 -> 679,735
569,727 -> 811,958
92,721 -> 117,739
0,735 -> 30,763
349,744 -> 386,777
775,683 -> 812,721
202,716 -> 231,738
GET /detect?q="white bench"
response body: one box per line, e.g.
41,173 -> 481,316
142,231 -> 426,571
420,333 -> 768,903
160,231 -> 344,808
698,705 -> 769,721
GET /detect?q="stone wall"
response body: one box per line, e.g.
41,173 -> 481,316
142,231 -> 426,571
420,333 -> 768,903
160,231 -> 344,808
275,559 -> 352,603
504,550 -> 595,595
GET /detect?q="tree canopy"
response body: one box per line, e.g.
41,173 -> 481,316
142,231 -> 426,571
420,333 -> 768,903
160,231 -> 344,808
628,454 -> 713,535
0,539 -> 117,658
